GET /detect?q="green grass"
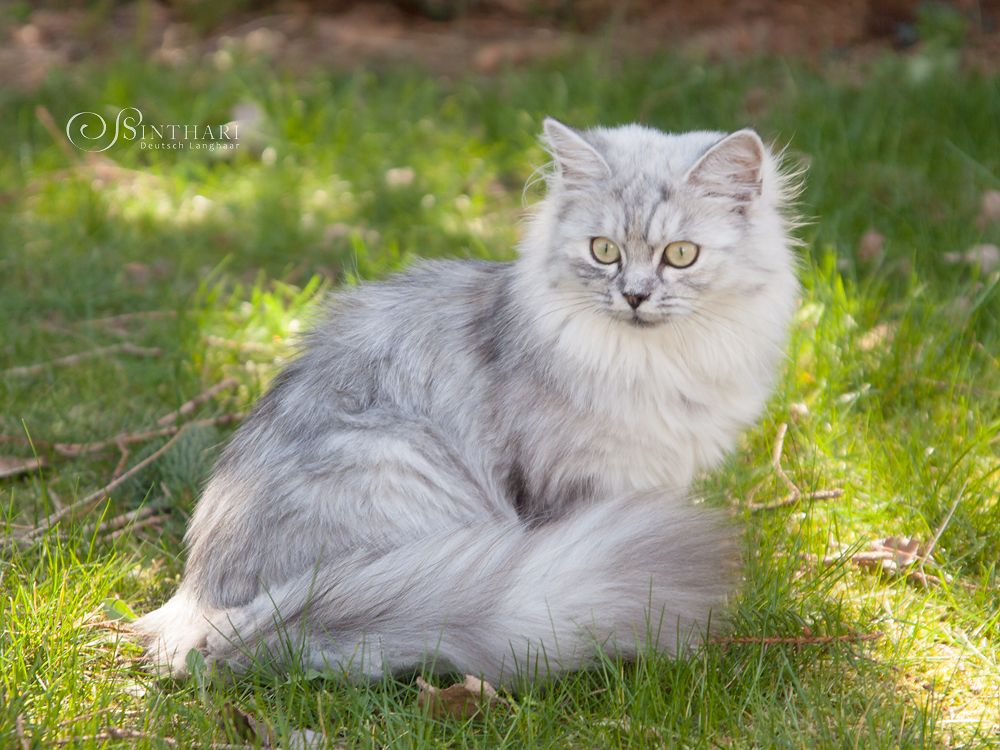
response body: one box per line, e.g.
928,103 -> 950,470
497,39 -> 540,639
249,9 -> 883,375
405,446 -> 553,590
2,40 -> 1000,749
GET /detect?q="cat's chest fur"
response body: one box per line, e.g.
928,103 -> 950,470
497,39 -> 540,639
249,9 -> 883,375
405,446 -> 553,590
485,303 -> 770,514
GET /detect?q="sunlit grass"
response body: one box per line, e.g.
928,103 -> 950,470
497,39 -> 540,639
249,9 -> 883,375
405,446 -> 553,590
2,44 -> 999,749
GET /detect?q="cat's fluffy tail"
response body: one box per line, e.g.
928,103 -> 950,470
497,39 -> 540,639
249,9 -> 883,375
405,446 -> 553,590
138,493 -> 736,686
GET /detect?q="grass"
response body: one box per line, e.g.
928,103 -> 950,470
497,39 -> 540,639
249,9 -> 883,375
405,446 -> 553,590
2,38 -> 1000,749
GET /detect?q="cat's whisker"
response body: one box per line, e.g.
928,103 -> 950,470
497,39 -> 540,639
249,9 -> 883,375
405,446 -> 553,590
528,299 -> 602,327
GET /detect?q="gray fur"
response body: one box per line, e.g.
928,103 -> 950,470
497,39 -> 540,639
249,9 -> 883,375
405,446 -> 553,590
137,119 -> 799,686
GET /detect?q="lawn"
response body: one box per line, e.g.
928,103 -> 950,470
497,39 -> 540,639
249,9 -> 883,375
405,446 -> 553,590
1,32 -> 999,750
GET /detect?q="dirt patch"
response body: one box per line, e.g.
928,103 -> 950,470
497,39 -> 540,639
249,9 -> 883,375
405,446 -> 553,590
1,0 -> 999,90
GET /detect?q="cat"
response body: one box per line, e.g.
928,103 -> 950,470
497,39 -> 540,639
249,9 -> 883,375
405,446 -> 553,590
137,118 -> 799,686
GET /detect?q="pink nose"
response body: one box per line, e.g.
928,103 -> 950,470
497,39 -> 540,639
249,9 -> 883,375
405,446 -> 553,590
624,293 -> 648,310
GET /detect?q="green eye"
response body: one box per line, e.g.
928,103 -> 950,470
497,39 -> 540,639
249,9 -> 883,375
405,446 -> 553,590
591,237 -> 621,264
664,241 -> 699,268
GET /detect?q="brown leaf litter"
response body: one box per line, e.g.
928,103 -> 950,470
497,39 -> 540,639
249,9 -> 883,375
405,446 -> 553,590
416,675 -> 511,720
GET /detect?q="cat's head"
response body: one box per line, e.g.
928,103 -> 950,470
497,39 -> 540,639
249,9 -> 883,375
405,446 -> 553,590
523,118 -> 798,332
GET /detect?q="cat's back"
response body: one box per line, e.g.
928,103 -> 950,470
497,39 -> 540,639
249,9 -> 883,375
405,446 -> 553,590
310,257 -> 518,370
221,258 -> 522,462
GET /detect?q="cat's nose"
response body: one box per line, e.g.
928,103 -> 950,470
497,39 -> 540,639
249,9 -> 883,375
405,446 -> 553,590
624,292 -> 649,310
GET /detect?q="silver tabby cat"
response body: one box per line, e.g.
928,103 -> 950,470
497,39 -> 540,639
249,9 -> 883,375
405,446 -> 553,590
138,118 -> 798,685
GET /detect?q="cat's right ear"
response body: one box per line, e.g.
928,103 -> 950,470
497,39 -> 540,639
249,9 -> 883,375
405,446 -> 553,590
543,118 -> 610,188
684,129 -> 765,204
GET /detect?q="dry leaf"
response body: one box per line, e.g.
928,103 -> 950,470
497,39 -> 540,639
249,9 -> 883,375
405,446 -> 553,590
860,536 -> 928,573
385,166 -> 415,187
0,455 -> 48,479
219,702 -> 275,746
964,244 -> 1000,274
857,322 -> 894,352
813,537 -> 960,590
977,190 -> 1000,229
857,228 -> 885,263
124,262 -> 152,287
942,244 -> 1000,274
286,728 -> 326,750
416,675 -> 510,720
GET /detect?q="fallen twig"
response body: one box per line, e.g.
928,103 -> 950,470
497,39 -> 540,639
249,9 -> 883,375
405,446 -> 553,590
47,489 -> 64,511
50,425 -> 183,457
80,503 -> 166,540
770,423 -> 798,499
36,105 -> 79,163
29,424 -> 191,536
0,455 -> 48,479
157,377 -> 240,426
750,488 -> 844,512
0,436 -> 37,447
2,412 -> 244,458
904,569 -> 980,591
202,335 -> 273,353
112,441 -> 130,481
747,423 -> 844,512
2,343 -> 163,378
16,713 -> 28,750
76,311 -> 177,328
55,707 -> 116,729
710,632 -> 883,646
920,479 -> 967,579
80,620 -> 139,635
108,514 -> 163,542
802,542 -> 982,592
921,378 -> 999,400
49,728 -> 179,747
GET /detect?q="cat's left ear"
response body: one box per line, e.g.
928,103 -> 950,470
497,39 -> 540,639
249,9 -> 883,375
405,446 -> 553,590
543,118 -> 611,187
685,129 -> 765,203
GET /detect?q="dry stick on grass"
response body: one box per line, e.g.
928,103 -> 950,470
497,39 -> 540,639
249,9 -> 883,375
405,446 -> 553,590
55,708 -> 116,729
49,728 -> 179,747
108,514 -> 162,543
81,619 -> 139,634
16,713 -> 28,750
77,311 -> 177,328
49,425 -> 183,457
0,455 -> 48,479
748,422 -> 844,512
1,412 -> 245,458
1,343 -> 163,378
36,105 -> 80,164
710,632 -> 883,647
79,503 -> 165,540
803,547 -> 981,593
921,378 -> 999,400
752,488 -> 844,512
770,422 -> 798,500
157,376 -> 240,426
920,479 -> 968,578
28,424 -> 192,538
3,380 -> 243,547
0,436 -> 36,447
112,441 -> 130,481
47,489 -> 64,511
51,729 -> 254,750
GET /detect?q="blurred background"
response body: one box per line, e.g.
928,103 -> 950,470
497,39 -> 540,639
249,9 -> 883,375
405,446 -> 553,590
3,0 -> 999,88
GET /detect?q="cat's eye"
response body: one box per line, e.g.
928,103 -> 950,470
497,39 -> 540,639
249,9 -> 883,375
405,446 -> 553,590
663,241 -> 700,268
591,237 -> 621,264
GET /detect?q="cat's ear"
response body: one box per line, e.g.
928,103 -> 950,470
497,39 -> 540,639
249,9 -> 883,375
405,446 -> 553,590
685,129 -> 765,203
543,118 -> 610,187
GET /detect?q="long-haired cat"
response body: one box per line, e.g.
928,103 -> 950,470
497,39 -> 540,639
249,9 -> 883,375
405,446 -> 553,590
138,118 -> 798,685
